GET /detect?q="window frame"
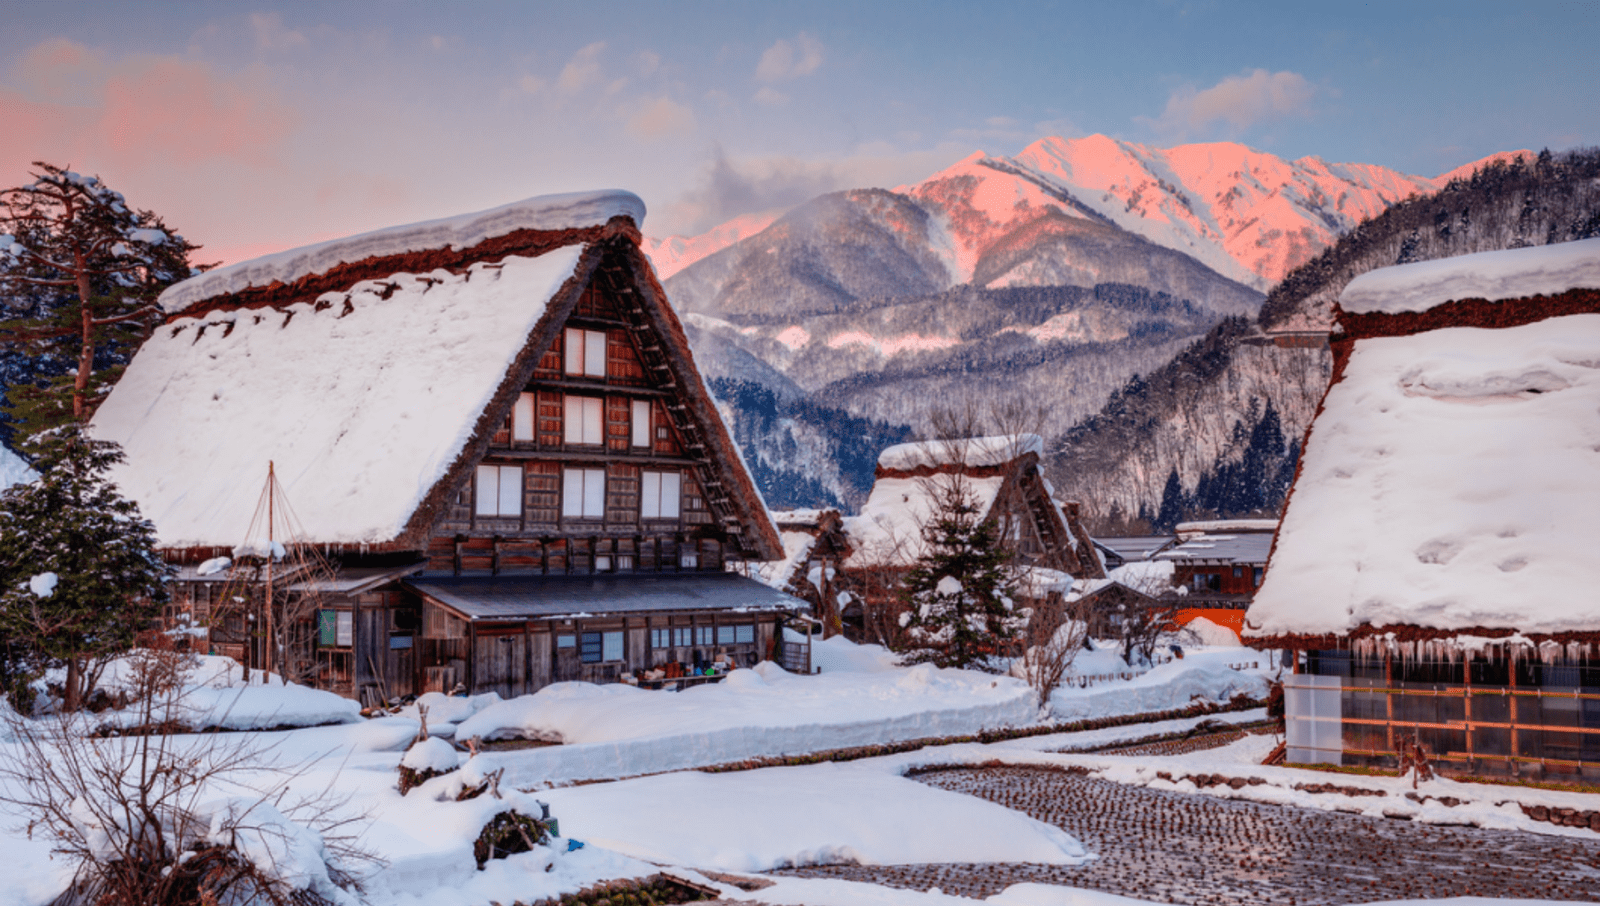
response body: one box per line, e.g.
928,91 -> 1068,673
564,327 -> 608,378
562,467 -> 607,519
563,395 -> 604,446
475,464 -> 523,518
641,470 -> 682,519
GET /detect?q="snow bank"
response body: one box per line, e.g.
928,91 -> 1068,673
93,248 -> 584,547
1046,648 -> 1272,721
451,661 -> 1036,785
877,434 -> 1043,471
1249,314 -> 1600,637
158,190 -> 644,313
96,682 -> 362,732
538,761 -> 1090,872
1340,236 -> 1600,314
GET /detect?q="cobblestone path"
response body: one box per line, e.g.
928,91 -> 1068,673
773,766 -> 1600,904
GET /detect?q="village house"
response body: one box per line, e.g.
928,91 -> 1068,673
837,434 -> 1104,645
1245,237 -> 1600,780
90,190 -> 801,704
1155,520 -> 1275,640
742,508 -> 852,634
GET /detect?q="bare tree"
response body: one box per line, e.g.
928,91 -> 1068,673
1109,566 -> 1192,666
1013,590 -> 1092,706
0,636 -> 375,905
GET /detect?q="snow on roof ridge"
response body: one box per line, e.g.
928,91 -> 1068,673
877,434 -> 1043,471
1175,519 -> 1278,534
159,189 -> 645,313
1339,237 -> 1600,316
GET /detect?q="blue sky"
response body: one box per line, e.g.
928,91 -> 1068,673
2,0 -> 1594,264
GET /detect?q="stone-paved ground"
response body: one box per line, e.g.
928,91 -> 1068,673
773,766 -> 1600,905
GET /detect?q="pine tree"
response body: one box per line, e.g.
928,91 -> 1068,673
0,162 -> 197,441
896,476 -> 1026,671
0,426 -> 169,711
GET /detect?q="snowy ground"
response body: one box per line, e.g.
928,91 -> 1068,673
0,639 -> 1588,906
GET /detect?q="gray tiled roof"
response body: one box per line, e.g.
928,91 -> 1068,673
1157,532 -> 1274,565
404,571 -> 805,621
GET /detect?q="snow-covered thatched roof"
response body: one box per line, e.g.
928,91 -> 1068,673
1245,313 -> 1600,641
1339,236 -> 1600,315
843,473 -> 1010,569
94,248 -> 588,549
158,191 -> 645,314
876,434 -> 1043,473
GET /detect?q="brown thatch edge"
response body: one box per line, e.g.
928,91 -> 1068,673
162,217 -> 642,322
602,240 -> 783,561
1335,287 -> 1600,342
1244,622 -> 1600,651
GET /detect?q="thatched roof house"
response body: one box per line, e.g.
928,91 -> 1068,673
1244,236 -> 1600,778
92,190 -> 797,702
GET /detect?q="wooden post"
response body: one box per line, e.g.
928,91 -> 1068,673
264,461 -> 275,679
1385,649 -> 1395,756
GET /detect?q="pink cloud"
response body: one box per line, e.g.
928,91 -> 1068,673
1153,69 -> 1317,135
1,39 -> 297,178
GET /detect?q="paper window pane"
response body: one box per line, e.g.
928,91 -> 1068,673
583,397 -> 603,445
513,392 -> 534,441
602,630 -> 623,662
584,469 -> 606,517
475,465 -> 499,515
563,396 -> 581,444
565,328 -> 584,375
498,465 -> 521,517
585,330 -> 608,377
336,611 -> 353,647
562,468 -> 585,517
661,471 -> 681,518
641,472 -> 661,518
632,399 -> 650,447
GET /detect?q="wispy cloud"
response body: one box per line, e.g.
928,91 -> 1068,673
755,32 -> 823,81
628,96 -> 695,139
558,42 -> 606,93
1148,69 -> 1317,136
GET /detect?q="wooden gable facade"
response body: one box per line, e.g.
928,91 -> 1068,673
120,195 -> 798,706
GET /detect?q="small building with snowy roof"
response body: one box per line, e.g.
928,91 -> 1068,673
1244,236 -> 1600,779
91,190 -> 796,702
740,508 -> 852,635
838,434 -> 1104,644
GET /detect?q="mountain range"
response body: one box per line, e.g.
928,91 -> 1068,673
640,135 -> 1520,517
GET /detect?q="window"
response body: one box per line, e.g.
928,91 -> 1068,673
581,630 -> 623,662
714,625 -> 755,645
1253,567 -> 1264,587
631,399 -> 651,448
564,328 -> 608,378
556,634 -> 575,649
317,610 -> 353,647
617,554 -> 634,571
564,395 -> 603,445
476,464 -> 523,517
675,626 -> 691,647
651,628 -> 688,648
641,471 -> 681,519
562,468 -> 606,519
1233,566 -> 1244,578
695,626 -> 713,646
679,551 -> 699,569
595,554 -> 612,572
512,392 -> 534,441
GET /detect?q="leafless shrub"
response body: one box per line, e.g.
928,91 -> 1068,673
0,641 -> 377,906
1013,593 -> 1092,705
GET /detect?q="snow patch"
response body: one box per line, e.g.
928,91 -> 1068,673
1340,237 -> 1600,315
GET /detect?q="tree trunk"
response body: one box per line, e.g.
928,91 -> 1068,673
74,256 -> 93,421
64,655 -> 81,712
